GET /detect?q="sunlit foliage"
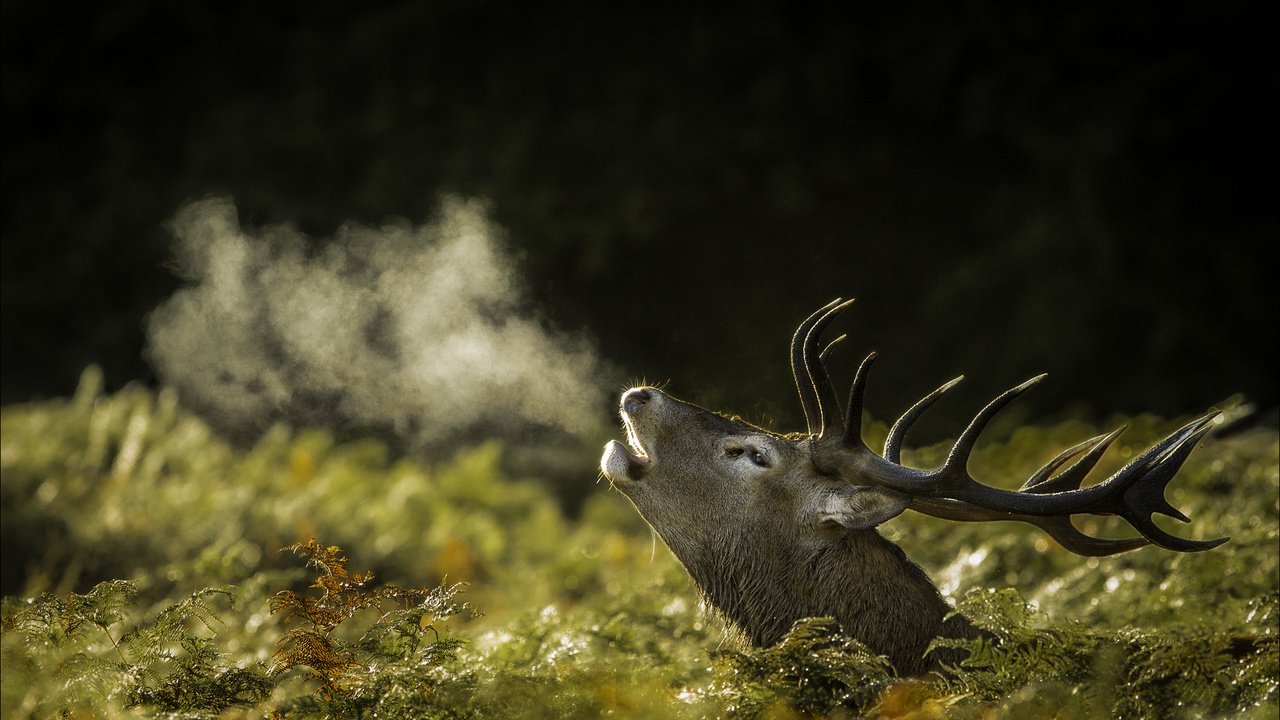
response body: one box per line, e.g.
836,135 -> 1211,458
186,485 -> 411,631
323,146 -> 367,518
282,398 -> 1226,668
2,369 -> 1277,717
2,580 -> 271,717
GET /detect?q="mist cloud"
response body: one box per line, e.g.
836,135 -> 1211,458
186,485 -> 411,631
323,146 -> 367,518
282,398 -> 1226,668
146,196 -> 606,450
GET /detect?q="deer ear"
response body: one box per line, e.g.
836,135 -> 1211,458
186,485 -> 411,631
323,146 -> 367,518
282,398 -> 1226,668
817,486 -> 910,531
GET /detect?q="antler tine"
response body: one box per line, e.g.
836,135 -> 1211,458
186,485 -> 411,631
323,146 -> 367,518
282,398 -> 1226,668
884,376 -> 964,463
792,299 -> 845,435
1085,414 -> 1214,519
1026,516 -> 1152,556
803,299 -> 855,437
1096,414 -> 1227,552
819,334 -> 847,362
943,374 -> 1047,473
842,352 -> 877,448
1017,437 -> 1100,492
1020,427 -> 1126,494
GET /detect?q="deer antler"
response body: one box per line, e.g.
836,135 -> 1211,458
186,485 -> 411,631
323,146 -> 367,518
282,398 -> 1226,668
791,299 -> 1228,556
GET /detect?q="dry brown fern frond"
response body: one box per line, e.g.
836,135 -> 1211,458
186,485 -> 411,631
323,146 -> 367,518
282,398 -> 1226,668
268,539 -> 440,699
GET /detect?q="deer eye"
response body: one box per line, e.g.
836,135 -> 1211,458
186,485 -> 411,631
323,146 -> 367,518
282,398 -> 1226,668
725,441 -> 771,468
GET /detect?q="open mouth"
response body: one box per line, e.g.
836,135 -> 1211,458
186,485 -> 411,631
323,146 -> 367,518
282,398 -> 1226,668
601,389 -> 657,484
602,436 -> 651,483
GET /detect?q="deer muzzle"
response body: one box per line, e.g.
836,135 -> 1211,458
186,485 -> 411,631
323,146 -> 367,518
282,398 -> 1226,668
602,387 -> 661,483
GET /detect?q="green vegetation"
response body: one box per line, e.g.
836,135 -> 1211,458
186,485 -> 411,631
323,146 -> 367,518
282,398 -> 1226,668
2,368 -> 1277,718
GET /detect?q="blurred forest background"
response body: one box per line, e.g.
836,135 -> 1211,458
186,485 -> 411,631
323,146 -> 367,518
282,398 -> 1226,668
4,3 -> 1278,716
2,0 -> 1276,438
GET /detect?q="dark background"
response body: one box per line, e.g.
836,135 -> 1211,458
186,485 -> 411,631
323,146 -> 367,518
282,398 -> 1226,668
2,0 -> 1275,439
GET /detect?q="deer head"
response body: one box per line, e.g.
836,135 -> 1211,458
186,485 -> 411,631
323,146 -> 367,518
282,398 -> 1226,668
600,298 -> 1226,674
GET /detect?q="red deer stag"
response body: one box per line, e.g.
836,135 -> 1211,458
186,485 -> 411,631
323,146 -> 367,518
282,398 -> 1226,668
600,298 -> 1225,675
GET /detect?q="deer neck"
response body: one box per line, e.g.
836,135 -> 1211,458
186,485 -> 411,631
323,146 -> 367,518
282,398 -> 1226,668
669,521 -> 975,675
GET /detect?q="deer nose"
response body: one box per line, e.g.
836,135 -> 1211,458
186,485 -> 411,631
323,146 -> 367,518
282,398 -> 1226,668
622,388 -> 652,415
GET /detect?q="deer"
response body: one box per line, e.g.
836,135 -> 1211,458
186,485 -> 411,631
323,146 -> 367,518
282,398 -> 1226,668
599,298 -> 1226,676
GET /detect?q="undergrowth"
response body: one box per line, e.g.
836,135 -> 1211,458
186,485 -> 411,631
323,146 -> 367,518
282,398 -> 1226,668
2,368 -> 1278,718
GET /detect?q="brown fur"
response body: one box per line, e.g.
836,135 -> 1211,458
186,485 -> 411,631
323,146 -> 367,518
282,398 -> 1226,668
601,388 -> 981,676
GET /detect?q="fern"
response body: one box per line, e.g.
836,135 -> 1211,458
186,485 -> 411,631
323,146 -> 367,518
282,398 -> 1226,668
122,587 -> 273,714
1,580 -> 270,718
3,380 -> 1277,718
708,616 -> 896,718
126,635 -> 272,715
930,587 -> 1280,719
268,539 -> 475,718
2,580 -> 137,715
5,578 -> 137,652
